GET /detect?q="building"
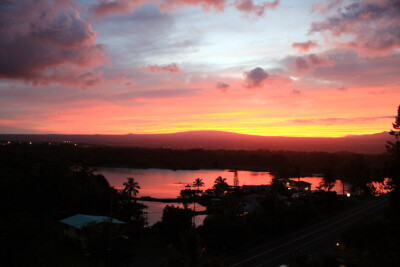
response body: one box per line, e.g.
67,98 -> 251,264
284,179 -> 312,192
60,214 -> 126,248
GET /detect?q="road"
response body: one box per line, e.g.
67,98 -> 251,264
222,196 -> 390,267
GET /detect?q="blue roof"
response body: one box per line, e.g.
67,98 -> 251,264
60,214 -> 126,229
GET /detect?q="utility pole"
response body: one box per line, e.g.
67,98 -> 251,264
233,170 -> 239,187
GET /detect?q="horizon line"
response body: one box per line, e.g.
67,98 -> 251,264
0,130 -> 389,139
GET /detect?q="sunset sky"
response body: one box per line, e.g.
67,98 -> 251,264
0,0 -> 399,137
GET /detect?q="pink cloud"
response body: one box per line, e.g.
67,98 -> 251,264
289,116 -> 394,125
0,0 -> 107,88
89,0 -> 281,18
89,0 -> 227,18
89,0 -> 150,17
312,0 -> 344,14
234,0 -> 279,17
310,0 -> 400,56
243,67 -> 269,88
160,0 -> 227,11
89,0 -> 280,17
146,63 -> 182,73
292,40 -> 318,53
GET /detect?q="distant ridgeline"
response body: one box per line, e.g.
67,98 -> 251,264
0,130 -> 394,154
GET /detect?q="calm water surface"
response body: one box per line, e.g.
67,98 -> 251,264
96,167 -> 353,197
96,168 -> 354,226
97,168 -> 277,198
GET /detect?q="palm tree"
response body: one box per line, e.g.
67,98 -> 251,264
214,176 -> 228,195
123,177 -> 140,202
214,176 -> 227,186
192,178 -> 205,214
193,178 -> 205,194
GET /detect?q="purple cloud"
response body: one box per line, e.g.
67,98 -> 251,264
243,67 -> 269,88
146,63 -> 182,73
216,82 -> 230,92
234,0 -> 280,17
291,54 -> 331,70
310,0 -> 400,56
292,40 -> 318,52
89,0 -> 151,17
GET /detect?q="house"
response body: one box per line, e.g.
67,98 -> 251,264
60,214 -> 126,248
283,179 -> 312,192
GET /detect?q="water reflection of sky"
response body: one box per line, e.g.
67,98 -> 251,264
96,168 -> 389,226
96,168 -> 275,198
96,167 -> 389,198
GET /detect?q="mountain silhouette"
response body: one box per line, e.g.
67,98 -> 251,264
1,131 -> 394,154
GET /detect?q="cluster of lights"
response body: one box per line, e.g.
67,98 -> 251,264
2,140 -> 78,146
2,141 -> 11,146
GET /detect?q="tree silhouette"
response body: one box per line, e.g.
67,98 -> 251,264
193,178 -> 205,194
179,186 -> 193,209
387,105 -> 400,158
191,178 -> 205,214
386,105 -> 400,208
215,176 -> 227,185
320,166 -> 336,192
213,176 -> 229,195
123,177 -> 140,202
160,205 -> 192,240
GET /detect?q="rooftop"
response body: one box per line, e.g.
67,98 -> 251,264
60,214 -> 125,230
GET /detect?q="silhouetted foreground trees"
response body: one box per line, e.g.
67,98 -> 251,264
386,104 -> 400,210
0,151 -> 148,265
0,130 -> 397,265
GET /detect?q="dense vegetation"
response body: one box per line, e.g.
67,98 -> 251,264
0,142 -> 391,179
0,144 -> 394,266
0,148 -> 146,266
